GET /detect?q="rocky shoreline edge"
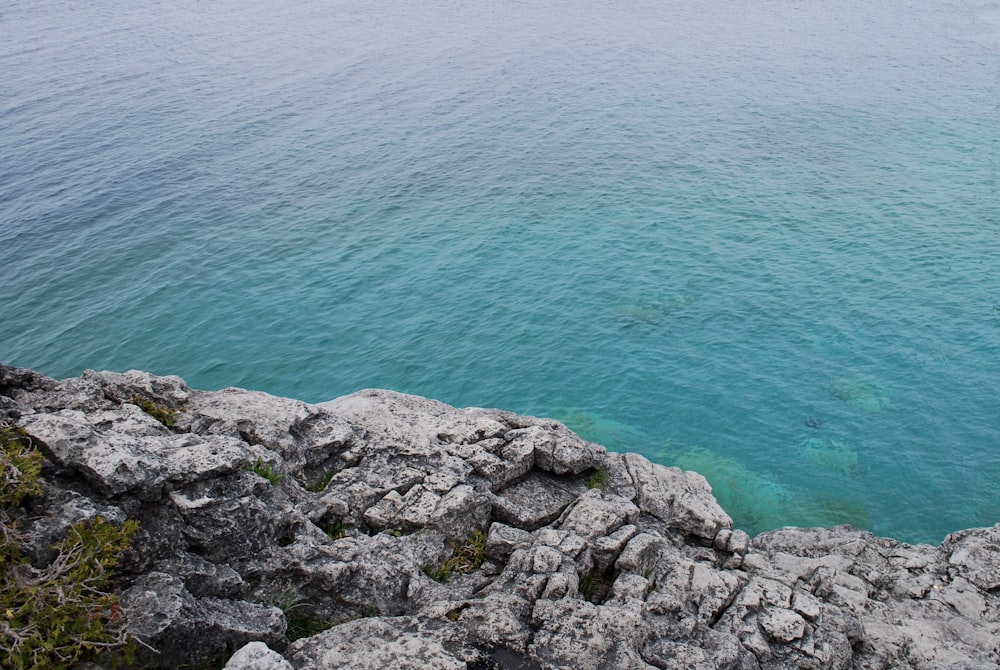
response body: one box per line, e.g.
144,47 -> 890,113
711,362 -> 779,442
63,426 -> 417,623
1,364 -> 998,669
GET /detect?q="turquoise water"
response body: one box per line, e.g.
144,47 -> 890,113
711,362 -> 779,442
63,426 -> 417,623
2,0 -> 999,543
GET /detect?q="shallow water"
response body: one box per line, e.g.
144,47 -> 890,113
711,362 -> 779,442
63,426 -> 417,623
3,0 -> 999,543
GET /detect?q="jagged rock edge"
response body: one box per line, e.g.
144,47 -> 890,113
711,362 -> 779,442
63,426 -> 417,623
1,364 -> 999,670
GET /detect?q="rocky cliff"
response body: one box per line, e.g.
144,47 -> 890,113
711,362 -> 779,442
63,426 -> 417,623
1,364 -> 998,669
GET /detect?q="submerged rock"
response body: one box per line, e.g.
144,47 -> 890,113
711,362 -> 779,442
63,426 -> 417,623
2,363 -> 999,669
829,375 -> 890,413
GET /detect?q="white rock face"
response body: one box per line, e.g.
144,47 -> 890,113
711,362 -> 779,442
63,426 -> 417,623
225,641 -> 293,670
3,363 -> 1000,670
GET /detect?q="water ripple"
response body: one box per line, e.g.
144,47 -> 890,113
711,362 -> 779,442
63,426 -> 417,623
2,0 -> 999,543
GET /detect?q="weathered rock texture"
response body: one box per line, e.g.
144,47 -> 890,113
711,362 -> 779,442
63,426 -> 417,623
2,364 -> 999,669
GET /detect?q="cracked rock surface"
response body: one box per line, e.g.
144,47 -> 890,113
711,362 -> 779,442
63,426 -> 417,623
2,364 -> 999,669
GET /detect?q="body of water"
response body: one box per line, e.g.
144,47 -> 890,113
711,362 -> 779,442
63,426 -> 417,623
3,0 -> 999,543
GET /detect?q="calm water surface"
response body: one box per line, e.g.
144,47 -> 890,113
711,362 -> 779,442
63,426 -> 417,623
2,0 -> 999,543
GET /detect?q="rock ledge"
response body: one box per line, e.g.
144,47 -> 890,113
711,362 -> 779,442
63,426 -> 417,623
2,365 -> 998,669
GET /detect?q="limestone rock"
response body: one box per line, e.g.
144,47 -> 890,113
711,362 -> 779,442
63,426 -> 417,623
529,598 -> 653,670
224,642 -> 293,670
759,607 -> 806,642
288,616 -> 468,670
120,572 -> 285,668
623,452 -> 732,540
3,363 -> 1000,670
558,488 -> 639,539
485,522 -> 531,561
491,471 -> 585,530
945,524 -> 1000,591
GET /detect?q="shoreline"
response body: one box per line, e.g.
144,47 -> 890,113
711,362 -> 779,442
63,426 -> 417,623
2,364 -> 999,669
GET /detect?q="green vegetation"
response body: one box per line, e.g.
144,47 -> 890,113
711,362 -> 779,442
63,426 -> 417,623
130,395 -> 180,428
445,604 -> 468,622
587,468 -> 610,489
421,562 -> 451,583
1,425 -> 42,508
1,422 -> 138,670
285,611 -> 337,641
305,470 -> 337,493
284,603 -> 377,640
422,530 -> 487,583
272,587 -> 376,641
323,518 -> 347,541
580,568 -> 612,604
249,457 -> 284,485
273,589 -> 328,641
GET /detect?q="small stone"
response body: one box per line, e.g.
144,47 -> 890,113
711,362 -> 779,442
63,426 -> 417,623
726,530 -> 750,555
558,489 -> 638,539
722,554 -> 743,570
609,573 -> 649,602
792,591 -> 822,621
224,641 -> 293,670
423,471 -> 460,492
759,607 -> 807,643
613,532 -> 661,573
484,522 -> 530,561
532,546 -> 564,574
714,528 -> 734,552
541,572 -> 575,599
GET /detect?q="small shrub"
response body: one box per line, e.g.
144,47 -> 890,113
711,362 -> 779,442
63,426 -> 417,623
0,425 -> 42,508
272,589 -> 336,641
580,568 -> 612,604
1,422 -> 138,669
285,612 -> 336,641
323,518 -> 346,541
249,457 -> 284,485
587,468 -> 610,489
1,516 -> 138,669
424,530 -> 487,583
422,562 -> 451,583
305,470 -> 337,493
130,396 -> 179,428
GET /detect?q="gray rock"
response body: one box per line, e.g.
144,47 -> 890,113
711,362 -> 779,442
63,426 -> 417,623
529,598 -> 653,670
945,524 -> 1000,591
623,452 -> 732,540
558,488 -> 639,539
4,364 -> 1000,670
505,424 -> 605,476
288,616 -> 468,670
593,524 -> 639,573
225,642 -> 293,670
121,572 -> 285,668
759,607 -> 806,643
491,471 -> 585,530
182,387 -> 357,476
485,522 -> 531,561
21,409 -> 252,499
